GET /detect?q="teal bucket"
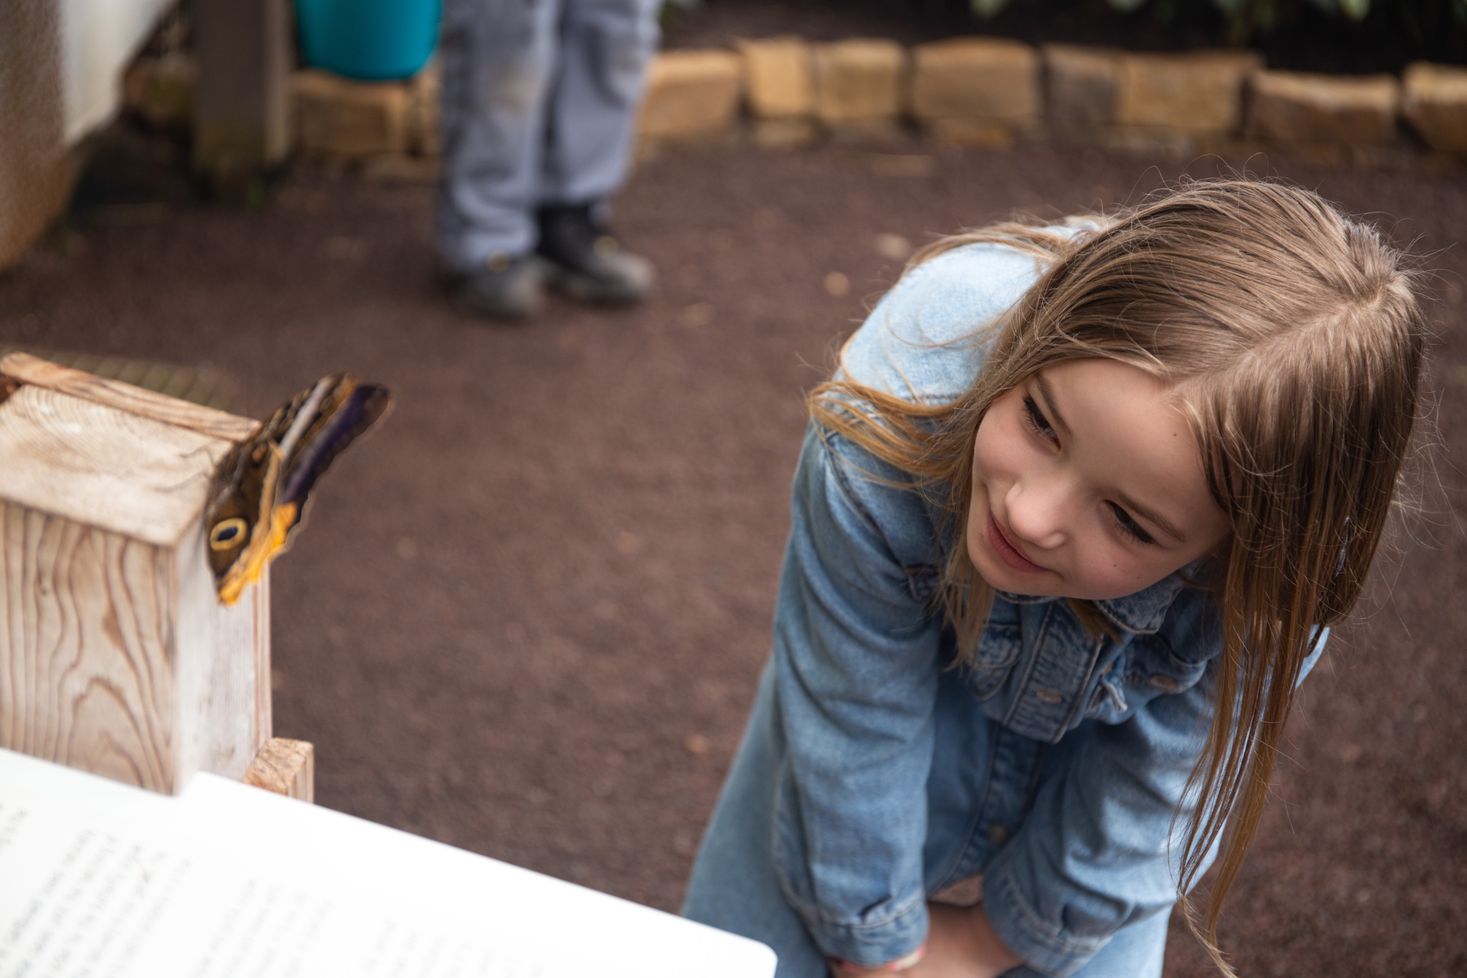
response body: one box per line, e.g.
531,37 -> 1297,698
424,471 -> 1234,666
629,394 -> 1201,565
297,0 -> 441,81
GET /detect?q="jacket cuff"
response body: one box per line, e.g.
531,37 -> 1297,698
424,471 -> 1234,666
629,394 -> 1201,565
785,886 -> 930,968
981,861 -> 1106,978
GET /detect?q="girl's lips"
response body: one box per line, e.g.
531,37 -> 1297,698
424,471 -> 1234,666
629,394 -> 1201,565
987,514 -> 1048,573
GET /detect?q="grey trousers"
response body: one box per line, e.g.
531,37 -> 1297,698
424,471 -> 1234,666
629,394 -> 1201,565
435,0 -> 660,272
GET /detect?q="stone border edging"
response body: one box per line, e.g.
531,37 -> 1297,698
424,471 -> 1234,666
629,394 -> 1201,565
122,36 -> 1467,171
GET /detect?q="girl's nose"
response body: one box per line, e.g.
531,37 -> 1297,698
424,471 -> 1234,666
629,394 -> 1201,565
1005,475 -> 1070,551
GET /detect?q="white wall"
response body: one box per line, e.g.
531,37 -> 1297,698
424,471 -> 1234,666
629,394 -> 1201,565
58,0 -> 175,143
1,0 -> 173,267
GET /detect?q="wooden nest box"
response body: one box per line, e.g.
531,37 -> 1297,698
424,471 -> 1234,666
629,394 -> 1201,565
0,353 -> 272,793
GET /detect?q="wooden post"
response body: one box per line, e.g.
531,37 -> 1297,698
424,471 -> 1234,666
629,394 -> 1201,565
0,353 -> 271,793
244,737 -> 315,802
192,0 -> 293,198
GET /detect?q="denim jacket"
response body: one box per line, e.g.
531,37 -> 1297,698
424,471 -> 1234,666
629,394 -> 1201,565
767,239 -> 1325,976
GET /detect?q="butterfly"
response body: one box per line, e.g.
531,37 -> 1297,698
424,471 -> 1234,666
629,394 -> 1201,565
204,375 -> 391,605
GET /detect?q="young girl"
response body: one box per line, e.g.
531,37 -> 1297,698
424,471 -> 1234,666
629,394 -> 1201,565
681,179 -> 1427,978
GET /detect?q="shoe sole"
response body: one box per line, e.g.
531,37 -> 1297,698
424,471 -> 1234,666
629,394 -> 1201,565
450,291 -> 540,321
540,261 -> 651,306
441,269 -> 544,322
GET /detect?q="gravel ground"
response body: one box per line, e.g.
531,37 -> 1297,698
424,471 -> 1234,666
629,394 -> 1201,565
2,119 -> 1463,977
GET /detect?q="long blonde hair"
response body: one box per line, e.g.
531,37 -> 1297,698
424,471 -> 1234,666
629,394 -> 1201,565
810,178 -> 1427,975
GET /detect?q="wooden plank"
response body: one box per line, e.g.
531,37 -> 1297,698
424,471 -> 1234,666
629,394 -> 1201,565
0,344 -> 246,414
177,532 -> 272,784
0,506 -> 178,791
0,352 -> 256,442
0,499 -> 272,793
0,384 -> 230,546
243,737 -> 314,802
0,358 -> 271,793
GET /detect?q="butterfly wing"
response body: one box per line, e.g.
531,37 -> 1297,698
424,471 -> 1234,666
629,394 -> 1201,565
205,437 -> 283,605
203,375 -> 391,605
276,378 -> 392,529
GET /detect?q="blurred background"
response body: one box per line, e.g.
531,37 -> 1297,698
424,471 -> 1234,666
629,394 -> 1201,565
1,1 -> 1464,976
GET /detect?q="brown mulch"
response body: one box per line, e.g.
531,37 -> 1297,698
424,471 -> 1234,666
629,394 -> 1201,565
3,117 -> 1464,978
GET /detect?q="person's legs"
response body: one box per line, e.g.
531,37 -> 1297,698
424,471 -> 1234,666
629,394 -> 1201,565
532,0 -> 658,302
685,660 -> 1171,978
993,908 -> 1168,978
435,0 -> 558,275
685,665 -> 1004,978
1046,909 -> 1169,978
682,668 -> 828,978
989,720 -> 1171,978
540,0 -> 659,207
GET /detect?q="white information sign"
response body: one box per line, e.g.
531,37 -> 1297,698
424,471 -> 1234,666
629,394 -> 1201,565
0,749 -> 774,978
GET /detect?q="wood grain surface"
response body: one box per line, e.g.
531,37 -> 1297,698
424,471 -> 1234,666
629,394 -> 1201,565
0,505 -> 179,790
0,383 -> 232,546
244,737 -> 315,802
0,357 -> 272,792
0,352 -> 257,442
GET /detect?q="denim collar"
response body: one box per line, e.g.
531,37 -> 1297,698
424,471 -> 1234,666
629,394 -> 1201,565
997,565 -> 1199,636
1093,573 -> 1191,635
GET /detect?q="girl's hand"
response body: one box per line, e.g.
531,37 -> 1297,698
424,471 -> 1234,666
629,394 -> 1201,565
826,902 -> 1023,978
911,902 -> 1022,978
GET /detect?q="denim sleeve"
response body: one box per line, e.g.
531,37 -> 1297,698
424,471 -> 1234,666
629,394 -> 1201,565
982,630 -> 1331,978
767,426 -> 944,967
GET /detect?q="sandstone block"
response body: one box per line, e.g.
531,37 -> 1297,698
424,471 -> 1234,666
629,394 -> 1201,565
408,57 -> 441,156
1117,50 -> 1262,134
638,50 -> 742,141
1044,44 -> 1120,129
1249,70 -> 1399,145
122,52 -> 198,130
361,154 -> 440,183
1100,125 -> 1200,158
738,36 -> 814,119
752,117 -> 819,148
910,37 -> 1038,127
294,69 -> 410,158
824,120 -> 911,146
927,117 -> 1017,147
813,39 -> 906,126
1403,61 -> 1467,153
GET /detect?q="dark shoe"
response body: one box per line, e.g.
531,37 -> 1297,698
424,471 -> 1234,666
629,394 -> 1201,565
535,203 -> 654,305
443,252 -> 544,321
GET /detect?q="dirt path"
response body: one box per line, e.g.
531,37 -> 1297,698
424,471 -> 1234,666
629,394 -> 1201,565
2,130 -> 1463,976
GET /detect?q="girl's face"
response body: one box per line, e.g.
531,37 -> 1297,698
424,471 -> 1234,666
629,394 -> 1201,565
967,358 -> 1230,601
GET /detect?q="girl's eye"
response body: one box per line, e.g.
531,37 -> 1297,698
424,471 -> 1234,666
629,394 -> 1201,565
1021,395 -> 1057,443
1107,502 -> 1156,546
